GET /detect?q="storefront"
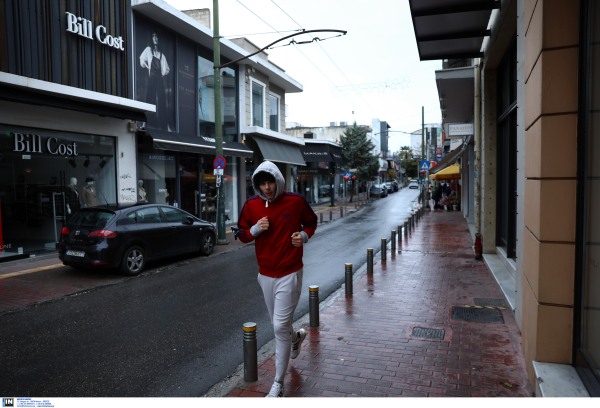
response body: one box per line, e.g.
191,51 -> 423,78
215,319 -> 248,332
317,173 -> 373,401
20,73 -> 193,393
299,140 -> 346,204
0,0 -> 154,262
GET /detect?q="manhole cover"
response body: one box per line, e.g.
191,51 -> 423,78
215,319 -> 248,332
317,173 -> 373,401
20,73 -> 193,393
411,327 -> 445,340
451,306 -> 505,324
474,298 -> 506,308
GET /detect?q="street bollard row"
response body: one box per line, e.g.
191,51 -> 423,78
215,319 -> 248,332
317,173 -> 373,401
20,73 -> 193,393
320,212 -> 323,224
243,322 -> 258,382
367,248 -> 373,274
381,238 -> 387,261
330,210 -> 332,221
391,230 -> 396,251
404,220 -> 408,236
398,225 -> 402,242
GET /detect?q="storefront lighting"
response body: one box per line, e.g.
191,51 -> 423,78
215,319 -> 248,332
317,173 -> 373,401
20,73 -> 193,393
83,156 -> 90,167
68,158 -> 76,168
99,157 -> 106,168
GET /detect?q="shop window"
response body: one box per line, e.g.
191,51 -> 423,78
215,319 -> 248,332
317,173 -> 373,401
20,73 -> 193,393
269,93 -> 280,132
495,37 -> 518,260
198,54 -> 237,141
137,135 -> 177,207
575,0 -> 600,395
0,126 -> 116,258
251,80 -> 265,127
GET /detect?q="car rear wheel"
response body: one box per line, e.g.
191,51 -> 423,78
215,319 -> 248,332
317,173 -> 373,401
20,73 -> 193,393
120,246 -> 146,276
199,232 -> 215,256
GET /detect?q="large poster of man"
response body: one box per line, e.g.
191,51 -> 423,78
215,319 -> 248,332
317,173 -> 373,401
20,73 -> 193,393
135,18 -> 176,132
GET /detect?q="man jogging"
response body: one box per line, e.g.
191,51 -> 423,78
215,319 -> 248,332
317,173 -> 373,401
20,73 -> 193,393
236,161 -> 318,397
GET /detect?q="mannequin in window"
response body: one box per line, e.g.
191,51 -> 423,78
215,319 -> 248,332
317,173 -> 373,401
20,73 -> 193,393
66,177 -> 81,216
81,177 -> 100,208
138,180 -> 148,203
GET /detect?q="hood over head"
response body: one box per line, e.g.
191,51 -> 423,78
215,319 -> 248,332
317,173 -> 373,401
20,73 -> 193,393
252,161 -> 285,202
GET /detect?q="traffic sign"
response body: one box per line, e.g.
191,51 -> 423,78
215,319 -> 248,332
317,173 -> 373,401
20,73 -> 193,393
213,156 -> 226,169
420,161 -> 430,171
343,171 -> 352,177
213,168 -> 224,175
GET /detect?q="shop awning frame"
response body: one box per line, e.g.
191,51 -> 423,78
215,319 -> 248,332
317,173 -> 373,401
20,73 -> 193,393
147,129 -> 254,158
252,135 -> 306,166
408,0 -> 500,61
429,136 -> 470,173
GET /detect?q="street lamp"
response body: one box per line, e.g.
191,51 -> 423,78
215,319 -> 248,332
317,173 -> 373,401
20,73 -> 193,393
212,0 -> 346,244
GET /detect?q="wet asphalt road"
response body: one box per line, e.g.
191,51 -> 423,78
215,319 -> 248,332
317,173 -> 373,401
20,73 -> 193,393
0,188 -> 420,397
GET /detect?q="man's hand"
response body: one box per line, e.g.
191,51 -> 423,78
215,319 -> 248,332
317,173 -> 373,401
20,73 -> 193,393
291,232 -> 303,247
257,217 -> 269,232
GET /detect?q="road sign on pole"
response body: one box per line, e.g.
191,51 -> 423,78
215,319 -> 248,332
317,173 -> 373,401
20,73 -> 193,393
420,161 -> 430,171
213,156 -> 226,170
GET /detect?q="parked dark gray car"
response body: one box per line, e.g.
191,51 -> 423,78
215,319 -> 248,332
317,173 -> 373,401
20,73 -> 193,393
369,184 -> 388,197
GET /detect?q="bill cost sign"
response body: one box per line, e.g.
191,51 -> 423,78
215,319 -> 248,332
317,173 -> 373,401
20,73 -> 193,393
65,12 -> 125,51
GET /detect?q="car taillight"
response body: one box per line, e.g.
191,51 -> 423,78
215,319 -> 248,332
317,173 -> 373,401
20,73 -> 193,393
89,230 -> 117,237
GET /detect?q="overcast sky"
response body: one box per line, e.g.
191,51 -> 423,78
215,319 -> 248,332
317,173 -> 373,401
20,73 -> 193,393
163,0 -> 442,153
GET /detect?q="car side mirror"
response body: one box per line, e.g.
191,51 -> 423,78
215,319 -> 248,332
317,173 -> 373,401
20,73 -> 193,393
186,216 -> 194,225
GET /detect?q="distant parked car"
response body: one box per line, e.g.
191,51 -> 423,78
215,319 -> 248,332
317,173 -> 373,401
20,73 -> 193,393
370,184 -> 388,197
59,203 -> 216,276
409,180 -> 419,189
390,180 -> 399,191
382,182 -> 393,194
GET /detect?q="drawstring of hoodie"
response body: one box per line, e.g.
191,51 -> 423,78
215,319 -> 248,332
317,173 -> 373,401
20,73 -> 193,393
266,200 -> 269,208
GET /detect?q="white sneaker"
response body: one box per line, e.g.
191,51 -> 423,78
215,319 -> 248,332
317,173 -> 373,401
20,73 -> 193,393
290,328 -> 307,359
265,382 -> 284,398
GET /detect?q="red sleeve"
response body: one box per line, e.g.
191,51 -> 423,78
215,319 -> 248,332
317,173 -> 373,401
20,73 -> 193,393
237,197 -> 257,243
300,197 -> 318,239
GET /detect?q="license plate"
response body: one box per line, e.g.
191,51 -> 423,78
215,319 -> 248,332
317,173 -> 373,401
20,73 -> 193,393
66,250 -> 85,257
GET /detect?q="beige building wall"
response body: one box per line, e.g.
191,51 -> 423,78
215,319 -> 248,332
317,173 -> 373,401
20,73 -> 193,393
522,0 -> 579,388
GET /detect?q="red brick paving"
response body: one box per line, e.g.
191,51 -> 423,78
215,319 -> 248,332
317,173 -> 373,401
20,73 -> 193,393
226,209 -> 532,397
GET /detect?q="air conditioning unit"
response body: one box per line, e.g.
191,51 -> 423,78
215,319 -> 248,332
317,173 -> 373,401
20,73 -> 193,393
330,122 -> 337,126
340,121 -> 348,126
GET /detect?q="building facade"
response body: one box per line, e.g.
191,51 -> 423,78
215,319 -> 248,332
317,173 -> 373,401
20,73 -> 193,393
409,0 -> 599,396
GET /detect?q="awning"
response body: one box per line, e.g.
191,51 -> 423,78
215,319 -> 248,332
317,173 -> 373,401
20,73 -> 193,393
328,144 -> 345,166
253,136 -> 306,166
429,163 -> 461,180
409,0 -> 500,61
430,136 -> 470,173
436,67 -> 475,124
300,143 -> 333,162
147,129 -> 253,158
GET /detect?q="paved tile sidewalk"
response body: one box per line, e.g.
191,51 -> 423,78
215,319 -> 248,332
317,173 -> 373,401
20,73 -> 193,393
226,209 -> 532,397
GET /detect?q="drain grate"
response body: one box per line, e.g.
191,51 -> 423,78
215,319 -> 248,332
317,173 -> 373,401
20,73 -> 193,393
474,298 -> 507,308
411,327 -> 445,340
451,306 -> 505,324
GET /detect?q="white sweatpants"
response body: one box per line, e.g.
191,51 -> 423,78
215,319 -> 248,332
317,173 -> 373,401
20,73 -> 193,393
257,268 -> 303,382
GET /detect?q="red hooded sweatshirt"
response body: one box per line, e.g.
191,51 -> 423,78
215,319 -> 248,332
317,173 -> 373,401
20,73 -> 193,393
237,161 -> 318,278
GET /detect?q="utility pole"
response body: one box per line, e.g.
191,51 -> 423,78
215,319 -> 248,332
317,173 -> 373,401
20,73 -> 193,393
421,106 -> 425,203
213,0 -> 227,245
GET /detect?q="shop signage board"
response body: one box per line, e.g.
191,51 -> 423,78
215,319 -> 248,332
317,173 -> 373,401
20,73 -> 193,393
448,123 -> 474,138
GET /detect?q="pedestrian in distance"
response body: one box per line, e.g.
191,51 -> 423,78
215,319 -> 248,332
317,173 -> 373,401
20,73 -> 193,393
235,161 -> 318,397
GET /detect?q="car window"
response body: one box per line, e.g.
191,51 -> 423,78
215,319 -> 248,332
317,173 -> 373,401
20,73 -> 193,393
127,212 -> 137,222
136,207 -> 163,224
68,210 -> 115,228
161,207 -> 190,223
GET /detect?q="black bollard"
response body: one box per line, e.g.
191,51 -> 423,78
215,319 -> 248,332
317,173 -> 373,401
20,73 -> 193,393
309,286 -> 319,327
320,212 -> 323,224
341,207 -> 344,218
404,221 -> 408,236
243,322 -> 258,382
381,238 -> 387,261
391,230 -> 396,251
345,263 -> 353,295
398,225 -> 402,242
330,210 -> 332,221
367,248 -> 373,274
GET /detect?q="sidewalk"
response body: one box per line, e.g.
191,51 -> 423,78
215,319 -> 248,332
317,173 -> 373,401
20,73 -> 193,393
226,209 -> 532,397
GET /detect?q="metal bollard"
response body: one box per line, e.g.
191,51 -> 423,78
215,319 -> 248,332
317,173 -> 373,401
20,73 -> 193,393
243,322 -> 258,382
341,207 -> 344,218
367,248 -> 373,275
391,231 -> 396,251
409,216 -> 413,231
381,238 -> 387,261
330,210 -> 332,221
404,221 -> 408,236
320,212 -> 323,224
398,225 -> 402,242
416,210 -> 419,223
345,263 -> 353,295
309,286 -> 319,327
